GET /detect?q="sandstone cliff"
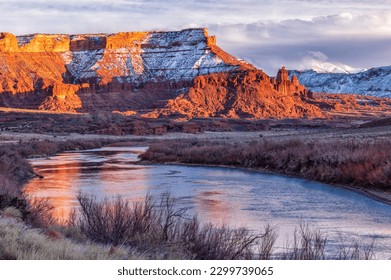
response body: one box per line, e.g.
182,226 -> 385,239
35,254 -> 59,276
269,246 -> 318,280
0,28 -> 326,118
158,70 -> 322,118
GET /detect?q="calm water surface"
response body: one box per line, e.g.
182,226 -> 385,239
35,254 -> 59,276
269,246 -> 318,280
24,147 -> 391,258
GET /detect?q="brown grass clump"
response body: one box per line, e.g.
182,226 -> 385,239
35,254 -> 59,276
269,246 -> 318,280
140,138 -> 391,190
0,216 -> 138,260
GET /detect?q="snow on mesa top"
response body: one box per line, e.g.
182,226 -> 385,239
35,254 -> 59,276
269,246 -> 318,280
2,28 -> 351,119
1,28 -> 252,85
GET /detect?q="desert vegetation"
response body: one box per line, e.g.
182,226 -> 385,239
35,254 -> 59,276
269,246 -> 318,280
0,173 -> 376,260
0,215 -> 138,260
140,138 -> 391,191
0,136 -> 384,259
45,193 -> 376,260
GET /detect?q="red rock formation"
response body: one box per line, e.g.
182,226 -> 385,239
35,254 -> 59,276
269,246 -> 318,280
272,66 -> 306,96
0,28 -> 371,119
70,34 -> 106,51
159,69 -> 323,119
0,33 -> 19,52
0,28 -> 254,113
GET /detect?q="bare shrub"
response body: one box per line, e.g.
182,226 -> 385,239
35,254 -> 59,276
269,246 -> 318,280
75,193 -> 262,259
336,236 -> 375,260
18,140 -> 59,157
77,193 -> 133,246
282,223 -> 328,260
258,223 -> 278,260
0,175 -> 19,209
127,195 -> 156,240
0,146 -> 34,185
183,223 -> 259,260
156,193 -> 187,243
25,197 -> 56,228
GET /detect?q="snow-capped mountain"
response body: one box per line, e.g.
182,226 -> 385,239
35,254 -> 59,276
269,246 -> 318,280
289,66 -> 391,97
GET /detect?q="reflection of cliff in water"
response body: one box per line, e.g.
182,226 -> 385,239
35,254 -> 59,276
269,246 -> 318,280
23,147 -> 148,221
23,159 -> 83,221
23,146 -> 391,259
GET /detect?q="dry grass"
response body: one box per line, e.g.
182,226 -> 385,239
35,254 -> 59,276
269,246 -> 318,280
0,216 -> 140,260
141,138 -> 391,190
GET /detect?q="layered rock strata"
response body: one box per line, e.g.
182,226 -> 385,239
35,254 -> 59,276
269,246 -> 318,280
0,28 -> 321,118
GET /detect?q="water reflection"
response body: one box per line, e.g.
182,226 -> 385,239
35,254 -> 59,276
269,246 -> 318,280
24,147 -> 149,221
24,146 -> 391,258
24,157 -> 82,221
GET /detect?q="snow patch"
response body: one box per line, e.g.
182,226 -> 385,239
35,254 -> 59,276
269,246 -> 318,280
290,66 -> 391,97
61,29 -> 239,84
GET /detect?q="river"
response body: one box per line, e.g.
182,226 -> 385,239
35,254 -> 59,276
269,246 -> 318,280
24,146 -> 391,259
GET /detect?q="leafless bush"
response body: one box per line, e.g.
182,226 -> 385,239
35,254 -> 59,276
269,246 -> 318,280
336,236 -> 375,260
18,140 -> 59,157
74,193 -> 262,259
258,223 -> 278,260
282,223 -> 328,260
156,193 -> 187,243
183,223 -> 259,260
25,197 -> 56,228
0,146 -> 34,185
0,175 -> 19,210
77,193 -> 134,246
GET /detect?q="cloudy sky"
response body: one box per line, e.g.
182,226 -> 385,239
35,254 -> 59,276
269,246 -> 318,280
1,0 -> 390,74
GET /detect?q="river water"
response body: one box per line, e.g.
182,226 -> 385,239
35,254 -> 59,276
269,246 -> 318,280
24,146 -> 391,259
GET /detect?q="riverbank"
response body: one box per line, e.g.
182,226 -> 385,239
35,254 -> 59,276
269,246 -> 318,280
1,127 -> 390,259
139,133 -> 391,204
23,144 -> 385,259
2,126 -> 391,205
140,160 -> 391,207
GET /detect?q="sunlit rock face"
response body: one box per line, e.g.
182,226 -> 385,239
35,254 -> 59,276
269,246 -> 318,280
160,70 -> 323,119
0,28 -> 319,118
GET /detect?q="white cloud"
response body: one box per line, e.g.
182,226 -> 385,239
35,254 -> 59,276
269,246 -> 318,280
208,11 -> 391,74
0,1 -> 390,74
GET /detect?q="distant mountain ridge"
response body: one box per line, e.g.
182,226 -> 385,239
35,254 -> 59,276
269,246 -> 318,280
289,66 -> 391,98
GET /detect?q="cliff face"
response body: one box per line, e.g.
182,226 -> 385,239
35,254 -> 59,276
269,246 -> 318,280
0,28 -> 322,118
157,70 -> 322,118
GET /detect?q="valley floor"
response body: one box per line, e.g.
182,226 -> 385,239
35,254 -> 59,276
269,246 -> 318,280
2,121 -> 391,203
1,116 -> 391,259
